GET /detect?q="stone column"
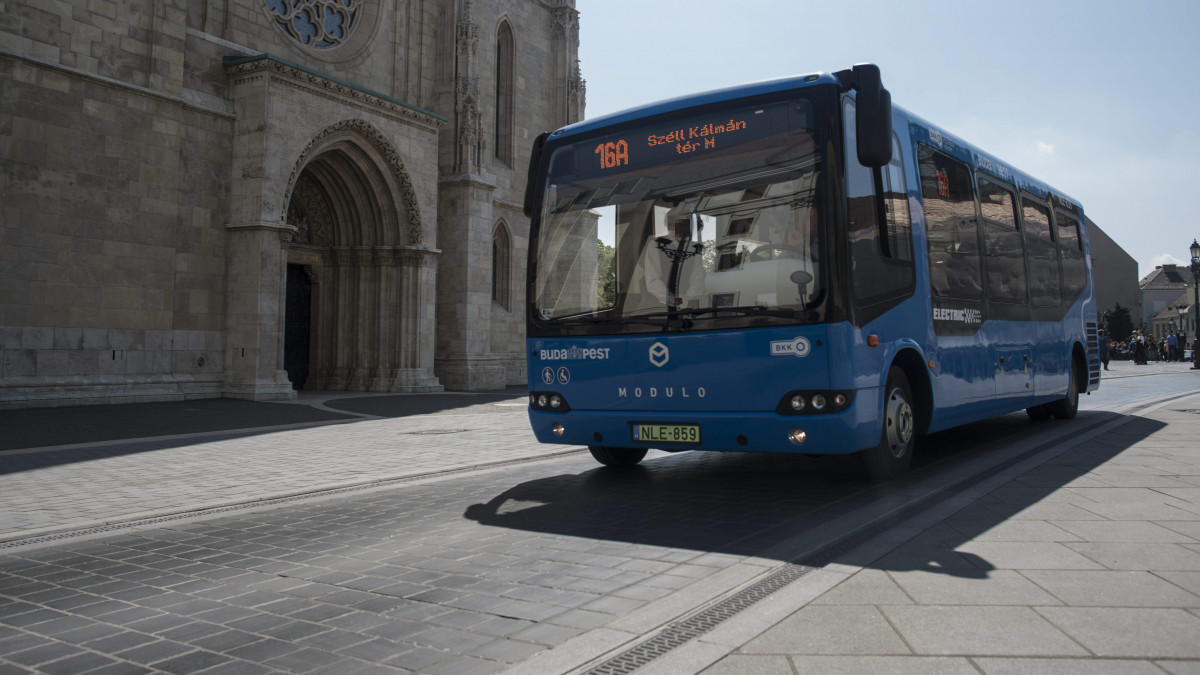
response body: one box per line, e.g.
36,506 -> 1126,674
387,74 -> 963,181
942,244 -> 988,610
435,174 -> 506,390
390,248 -> 443,391
330,248 -> 357,390
223,222 -> 298,400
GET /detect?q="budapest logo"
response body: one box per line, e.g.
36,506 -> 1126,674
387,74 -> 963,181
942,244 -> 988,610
649,342 -> 669,368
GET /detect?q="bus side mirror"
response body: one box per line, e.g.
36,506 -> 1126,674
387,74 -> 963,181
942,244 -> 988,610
842,64 -> 893,168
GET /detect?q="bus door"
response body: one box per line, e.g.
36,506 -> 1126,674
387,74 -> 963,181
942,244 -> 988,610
919,145 -> 993,407
978,175 -> 1032,402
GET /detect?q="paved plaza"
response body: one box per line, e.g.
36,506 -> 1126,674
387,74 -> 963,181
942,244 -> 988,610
1,360 -> 1199,674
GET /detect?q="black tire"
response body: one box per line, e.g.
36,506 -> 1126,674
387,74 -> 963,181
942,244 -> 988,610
1047,357 -> 1080,420
588,446 -> 648,467
1026,404 -> 1052,420
861,366 -> 916,481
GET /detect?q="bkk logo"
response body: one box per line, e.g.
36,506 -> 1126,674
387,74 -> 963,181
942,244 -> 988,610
770,337 -> 811,358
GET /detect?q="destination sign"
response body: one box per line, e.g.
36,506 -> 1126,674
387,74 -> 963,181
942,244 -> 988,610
560,98 -> 808,182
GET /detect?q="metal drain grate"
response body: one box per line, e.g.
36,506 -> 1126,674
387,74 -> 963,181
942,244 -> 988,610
585,563 -> 815,675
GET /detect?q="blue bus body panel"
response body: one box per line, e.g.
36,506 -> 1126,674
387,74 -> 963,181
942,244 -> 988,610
528,324 -> 883,455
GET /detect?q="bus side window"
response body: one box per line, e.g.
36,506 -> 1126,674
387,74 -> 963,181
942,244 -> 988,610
844,98 -> 914,305
1056,210 -> 1086,301
979,177 -> 1026,304
917,145 -> 982,299
1020,194 -> 1061,307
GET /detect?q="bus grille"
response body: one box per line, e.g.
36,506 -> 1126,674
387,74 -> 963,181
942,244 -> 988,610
1086,321 -> 1100,386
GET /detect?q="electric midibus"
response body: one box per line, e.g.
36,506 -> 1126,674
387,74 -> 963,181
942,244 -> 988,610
523,64 -> 1098,479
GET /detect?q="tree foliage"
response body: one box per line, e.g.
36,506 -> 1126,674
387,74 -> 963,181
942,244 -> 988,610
597,239 -> 616,308
1103,303 -> 1134,342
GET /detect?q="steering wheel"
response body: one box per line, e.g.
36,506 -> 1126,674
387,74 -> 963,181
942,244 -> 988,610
747,244 -> 806,261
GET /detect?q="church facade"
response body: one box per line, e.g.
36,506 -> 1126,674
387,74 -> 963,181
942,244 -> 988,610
0,0 -> 584,407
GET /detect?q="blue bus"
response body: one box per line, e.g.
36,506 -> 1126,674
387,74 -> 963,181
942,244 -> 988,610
522,64 -> 1098,479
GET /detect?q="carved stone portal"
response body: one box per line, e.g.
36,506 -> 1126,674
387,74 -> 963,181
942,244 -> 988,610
281,124 -> 442,393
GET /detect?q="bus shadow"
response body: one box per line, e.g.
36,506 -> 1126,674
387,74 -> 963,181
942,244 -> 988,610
464,411 -> 1167,578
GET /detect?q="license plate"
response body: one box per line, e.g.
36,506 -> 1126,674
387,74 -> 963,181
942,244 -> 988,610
632,423 -> 701,445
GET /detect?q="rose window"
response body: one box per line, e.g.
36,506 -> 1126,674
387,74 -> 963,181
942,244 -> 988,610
264,0 -> 359,49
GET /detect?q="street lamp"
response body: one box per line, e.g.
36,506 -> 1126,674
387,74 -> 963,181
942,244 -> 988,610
1191,239 -> 1200,369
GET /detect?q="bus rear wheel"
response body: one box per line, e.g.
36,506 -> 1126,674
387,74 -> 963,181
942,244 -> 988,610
588,446 -> 648,467
1047,359 -> 1080,420
861,367 -> 915,481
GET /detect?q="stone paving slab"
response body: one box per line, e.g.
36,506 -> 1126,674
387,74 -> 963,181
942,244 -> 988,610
697,392 -> 1200,674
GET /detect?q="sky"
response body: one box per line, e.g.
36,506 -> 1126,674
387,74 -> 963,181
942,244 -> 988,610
575,0 -> 1200,280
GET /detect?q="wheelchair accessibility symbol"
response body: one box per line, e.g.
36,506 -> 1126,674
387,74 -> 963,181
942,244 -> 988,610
557,367 -> 571,385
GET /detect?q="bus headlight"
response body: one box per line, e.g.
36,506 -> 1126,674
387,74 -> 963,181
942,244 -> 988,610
788,428 -> 807,444
529,391 -> 571,412
553,423 -> 565,437
776,390 -> 855,415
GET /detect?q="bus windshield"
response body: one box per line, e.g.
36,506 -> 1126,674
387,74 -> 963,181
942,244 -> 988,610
531,95 -> 825,335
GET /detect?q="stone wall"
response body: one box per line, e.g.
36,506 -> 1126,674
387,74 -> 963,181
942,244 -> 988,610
0,44 -> 233,406
0,0 -> 580,406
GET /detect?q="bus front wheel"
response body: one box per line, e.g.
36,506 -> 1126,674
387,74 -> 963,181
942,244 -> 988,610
588,446 -> 648,467
861,367 -> 915,481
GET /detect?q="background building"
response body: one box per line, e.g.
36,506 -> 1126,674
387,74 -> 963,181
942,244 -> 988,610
1,0 -> 584,407
1140,265 -> 1196,350
1086,217 -> 1141,335
1147,289 -> 1193,346
1139,264 -> 1196,333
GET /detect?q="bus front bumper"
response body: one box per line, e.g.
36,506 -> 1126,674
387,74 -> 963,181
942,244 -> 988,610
527,396 -> 882,457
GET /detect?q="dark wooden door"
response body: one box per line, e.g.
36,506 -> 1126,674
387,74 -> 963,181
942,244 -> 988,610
284,264 -> 312,390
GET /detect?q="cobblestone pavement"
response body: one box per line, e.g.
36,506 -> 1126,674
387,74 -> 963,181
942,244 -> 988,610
1,364 -> 1198,674
0,391 -> 545,540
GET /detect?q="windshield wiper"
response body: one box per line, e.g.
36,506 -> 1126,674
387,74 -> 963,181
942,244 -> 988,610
673,305 -> 806,319
542,305 -> 815,327
543,313 -> 673,328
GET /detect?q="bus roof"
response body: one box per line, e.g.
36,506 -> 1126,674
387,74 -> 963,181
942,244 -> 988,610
549,71 -> 842,141
547,69 -> 1083,214
901,107 -> 1083,211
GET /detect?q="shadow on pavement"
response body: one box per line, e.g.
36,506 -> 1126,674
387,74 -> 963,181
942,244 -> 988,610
0,390 -> 529,472
464,410 -> 1166,575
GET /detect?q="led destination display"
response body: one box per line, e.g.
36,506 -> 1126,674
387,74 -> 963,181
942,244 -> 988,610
561,98 -> 806,182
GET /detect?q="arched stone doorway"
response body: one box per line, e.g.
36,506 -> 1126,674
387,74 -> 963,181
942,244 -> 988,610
282,120 -> 442,392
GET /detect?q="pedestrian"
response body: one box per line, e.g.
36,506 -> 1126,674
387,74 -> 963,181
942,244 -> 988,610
1167,332 -> 1178,361
1098,329 -> 1110,371
1133,331 -> 1147,365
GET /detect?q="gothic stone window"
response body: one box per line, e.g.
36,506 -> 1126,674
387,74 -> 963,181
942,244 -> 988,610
493,222 -> 512,311
264,0 -> 360,49
494,21 -> 515,166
